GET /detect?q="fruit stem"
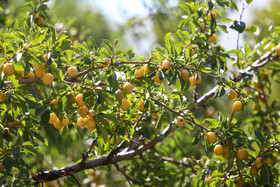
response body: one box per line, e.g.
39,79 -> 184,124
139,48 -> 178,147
227,108 -> 235,126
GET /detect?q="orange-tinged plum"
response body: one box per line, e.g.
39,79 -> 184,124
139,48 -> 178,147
123,83 -> 133,94
228,89 -> 237,100
214,145 -> 223,155
233,101 -> 242,111
177,117 -> 185,127
206,132 -> 216,144
3,63 -> 15,76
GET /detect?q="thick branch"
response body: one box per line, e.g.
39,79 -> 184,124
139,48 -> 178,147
32,124 -> 172,183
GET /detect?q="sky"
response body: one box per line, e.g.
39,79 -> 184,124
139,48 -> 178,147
94,0 -> 274,54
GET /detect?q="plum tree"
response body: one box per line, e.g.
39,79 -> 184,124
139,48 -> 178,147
0,0 -> 280,186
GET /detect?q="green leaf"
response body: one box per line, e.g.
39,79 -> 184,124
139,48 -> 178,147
74,125 -> 84,140
35,107 -> 47,117
218,25 -> 228,33
41,110 -> 50,126
103,39 -> 113,53
24,146 -> 42,158
225,159 -> 234,172
255,130 -> 264,144
97,124 -> 108,143
208,1 -> 214,10
102,113 -> 118,123
260,169 -> 269,184
246,0 -> 253,5
230,21 -> 246,33
62,126 -> 68,136
3,156 -> 13,172
245,26 -> 256,32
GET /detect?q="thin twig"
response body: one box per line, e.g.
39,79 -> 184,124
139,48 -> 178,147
114,163 -> 144,186
70,174 -> 81,187
107,111 -> 146,161
81,137 -> 97,166
227,109 -> 235,126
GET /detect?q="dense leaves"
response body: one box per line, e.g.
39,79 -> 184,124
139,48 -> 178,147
0,0 -> 280,186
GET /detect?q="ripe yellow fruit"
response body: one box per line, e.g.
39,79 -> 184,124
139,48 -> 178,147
159,64 -> 165,69
194,75 -> 202,85
162,59 -> 171,69
25,71 -> 35,79
154,71 -> 163,83
34,63 -> 44,71
206,132 -> 216,144
233,101 -> 242,111
51,99 -> 58,109
34,64 -> 45,78
88,110 -> 96,118
223,144 -> 230,153
189,76 -> 196,87
0,92 -> 5,102
49,113 -> 57,124
67,67 -> 78,77
263,157 -> 272,165
208,34 -> 216,43
276,44 -> 280,56
123,83 -> 133,94
208,11 -> 217,20
237,149 -> 249,160
255,157 -> 262,168
135,67 -> 144,78
77,117 -> 86,127
223,151 -> 230,160
116,90 -> 124,99
121,99 -> 130,111
250,165 -> 258,176
54,118 -> 63,129
138,100 -> 147,112
181,70 -> 189,81
0,163 -> 4,171
35,69 -> 45,78
177,117 -> 185,127
37,16 -> 44,26
78,106 -> 89,118
214,145 -> 223,155
61,117 -> 69,127
235,177 -> 244,187
86,117 -> 96,131
42,73 -> 54,85
102,57 -> 111,67
75,94 -> 85,107
3,63 -> 15,76
228,89 -> 237,100
67,92 -> 76,103
144,65 -> 151,73
16,71 -> 24,78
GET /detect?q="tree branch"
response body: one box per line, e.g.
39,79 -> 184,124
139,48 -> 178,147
194,53 -> 277,108
114,163 -> 144,186
31,124 -> 173,183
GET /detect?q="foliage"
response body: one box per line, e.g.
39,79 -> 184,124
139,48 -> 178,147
0,0 -> 280,186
